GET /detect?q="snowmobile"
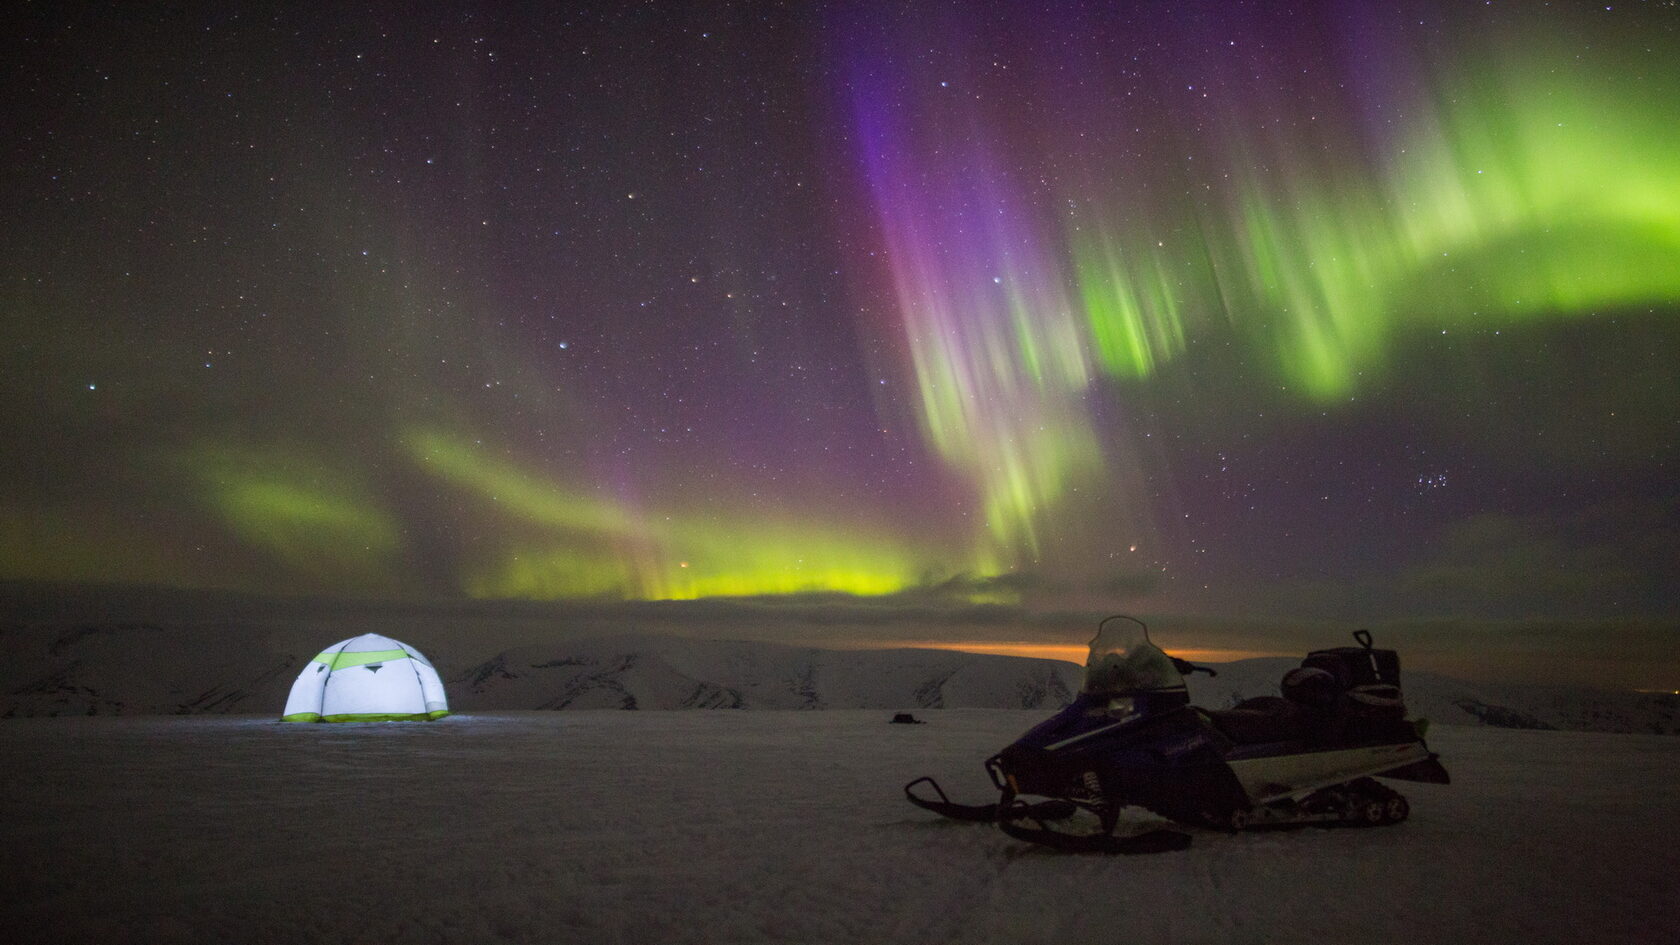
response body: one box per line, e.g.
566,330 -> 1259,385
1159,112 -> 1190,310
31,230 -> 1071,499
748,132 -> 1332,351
905,615 -> 1449,854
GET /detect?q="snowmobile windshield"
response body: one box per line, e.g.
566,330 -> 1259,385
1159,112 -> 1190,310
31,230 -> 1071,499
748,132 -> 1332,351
1081,618 -> 1184,696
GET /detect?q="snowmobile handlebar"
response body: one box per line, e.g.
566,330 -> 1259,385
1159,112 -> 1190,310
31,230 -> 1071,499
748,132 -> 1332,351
1170,656 -> 1217,677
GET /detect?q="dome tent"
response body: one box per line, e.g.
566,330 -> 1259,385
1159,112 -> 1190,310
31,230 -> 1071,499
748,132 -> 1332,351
281,633 -> 449,722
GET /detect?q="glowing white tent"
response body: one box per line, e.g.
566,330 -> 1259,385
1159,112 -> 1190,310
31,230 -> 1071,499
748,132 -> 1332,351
281,633 -> 449,722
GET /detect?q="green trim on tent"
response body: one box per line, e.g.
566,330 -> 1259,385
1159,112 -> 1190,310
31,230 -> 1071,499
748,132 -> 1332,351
327,648 -> 410,670
279,710 -> 448,723
319,711 -> 450,723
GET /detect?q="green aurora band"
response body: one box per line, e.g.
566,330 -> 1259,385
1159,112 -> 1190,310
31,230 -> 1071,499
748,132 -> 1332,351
189,31 -> 1678,603
405,430 -> 979,600
853,21 -> 1680,572
9,8 -> 1675,608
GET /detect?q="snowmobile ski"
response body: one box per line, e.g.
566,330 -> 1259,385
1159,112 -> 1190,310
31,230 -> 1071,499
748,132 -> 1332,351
903,776 -> 1001,822
996,799 -> 1193,854
904,776 -> 1077,823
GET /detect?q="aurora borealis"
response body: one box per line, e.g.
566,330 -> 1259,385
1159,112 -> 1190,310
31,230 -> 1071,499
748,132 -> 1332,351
4,1 -> 1678,685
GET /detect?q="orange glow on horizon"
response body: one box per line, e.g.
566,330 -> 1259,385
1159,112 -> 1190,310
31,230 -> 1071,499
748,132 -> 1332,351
883,641 -> 1287,666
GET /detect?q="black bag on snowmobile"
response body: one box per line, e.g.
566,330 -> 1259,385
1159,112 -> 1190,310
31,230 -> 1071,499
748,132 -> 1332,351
1300,629 -> 1405,719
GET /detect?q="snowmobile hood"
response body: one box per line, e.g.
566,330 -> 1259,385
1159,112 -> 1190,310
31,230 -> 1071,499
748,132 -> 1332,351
1007,692 -> 1197,758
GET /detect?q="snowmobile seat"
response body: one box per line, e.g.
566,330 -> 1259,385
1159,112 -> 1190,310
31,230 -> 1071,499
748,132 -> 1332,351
1206,701 -> 1307,745
1236,695 -> 1291,712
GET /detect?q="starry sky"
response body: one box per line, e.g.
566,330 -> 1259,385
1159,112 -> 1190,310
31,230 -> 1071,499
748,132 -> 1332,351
4,1 -> 1678,686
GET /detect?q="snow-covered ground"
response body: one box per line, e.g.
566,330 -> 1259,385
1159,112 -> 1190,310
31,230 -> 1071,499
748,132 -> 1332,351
4,712 -> 1677,944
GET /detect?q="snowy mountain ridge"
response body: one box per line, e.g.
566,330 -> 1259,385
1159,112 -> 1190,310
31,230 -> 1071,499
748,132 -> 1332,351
1,623 -> 1675,733
448,634 -> 1078,711
0,625 -> 1079,718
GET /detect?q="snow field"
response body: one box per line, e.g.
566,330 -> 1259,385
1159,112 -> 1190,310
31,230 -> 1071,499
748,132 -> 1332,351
2,711 -> 1677,944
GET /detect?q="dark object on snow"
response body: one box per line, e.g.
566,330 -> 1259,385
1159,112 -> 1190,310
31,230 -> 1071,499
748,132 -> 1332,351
904,617 -> 1449,855
890,713 -> 924,724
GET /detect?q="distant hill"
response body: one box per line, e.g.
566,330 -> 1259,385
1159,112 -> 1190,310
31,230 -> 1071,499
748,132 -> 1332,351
1,623 -> 1675,733
1185,657 -> 1680,736
449,634 -> 1078,711
0,625 -> 1078,717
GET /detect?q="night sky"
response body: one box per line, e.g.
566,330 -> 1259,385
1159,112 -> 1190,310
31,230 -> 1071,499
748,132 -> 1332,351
5,1 -> 1678,686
